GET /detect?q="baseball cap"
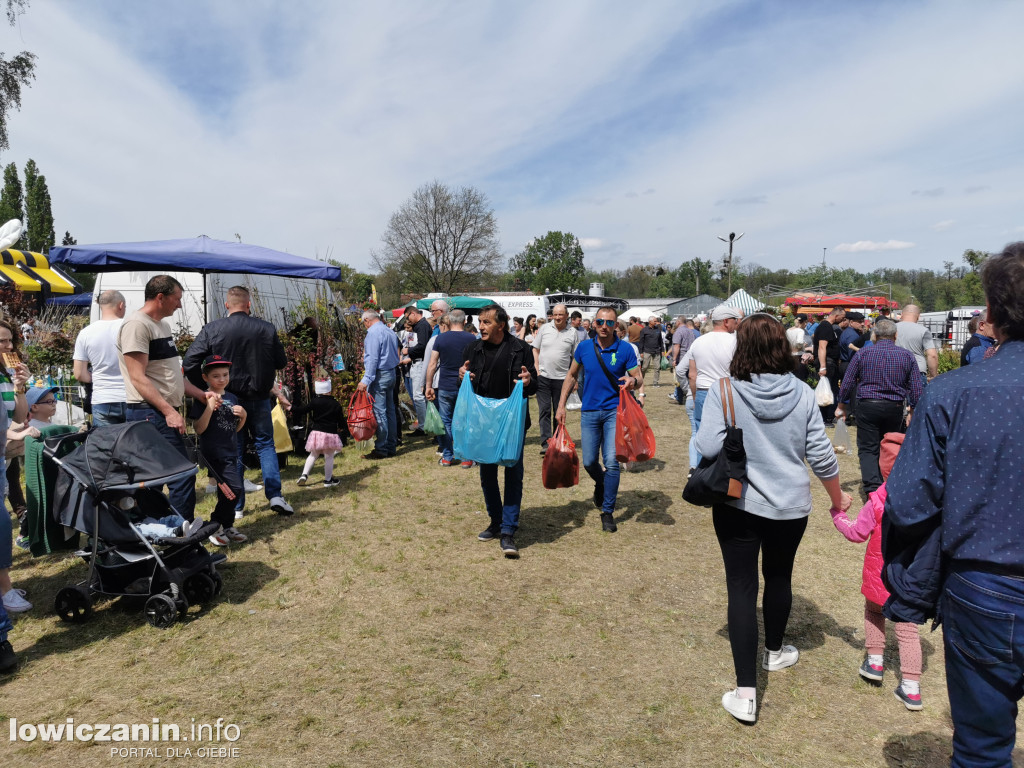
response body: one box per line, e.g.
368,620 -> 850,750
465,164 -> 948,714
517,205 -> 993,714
26,386 -> 57,408
201,354 -> 232,372
711,305 -> 743,322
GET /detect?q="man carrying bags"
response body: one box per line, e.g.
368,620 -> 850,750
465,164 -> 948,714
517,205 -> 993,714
556,306 -> 643,533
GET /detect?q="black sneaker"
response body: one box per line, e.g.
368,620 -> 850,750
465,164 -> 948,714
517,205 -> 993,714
601,513 -> 617,533
500,535 -> 519,558
323,478 -> 341,487
0,640 -> 17,673
478,528 -> 499,542
593,484 -> 604,509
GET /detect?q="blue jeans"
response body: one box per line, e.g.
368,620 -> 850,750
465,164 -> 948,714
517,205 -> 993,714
370,367 -> 398,456
943,569 -> 1024,768
688,388 -> 709,469
234,397 -> 282,511
126,406 -> 196,520
0,491 -> 11,570
437,389 -> 458,462
581,408 -> 620,513
479,437 -> 525,535
91,402 -> 126,427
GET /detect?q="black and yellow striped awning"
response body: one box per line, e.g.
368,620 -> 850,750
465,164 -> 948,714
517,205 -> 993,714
0,249 -> 81,294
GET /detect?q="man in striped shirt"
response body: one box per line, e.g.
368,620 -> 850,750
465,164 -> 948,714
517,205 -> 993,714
835,318 -> 922,494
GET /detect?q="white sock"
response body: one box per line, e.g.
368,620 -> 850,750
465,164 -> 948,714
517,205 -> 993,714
767,648 -> 783,659
901,679 -> 920,695
736,687 -> 756,700
868,654 -> 884,667
323,451 -> 336,481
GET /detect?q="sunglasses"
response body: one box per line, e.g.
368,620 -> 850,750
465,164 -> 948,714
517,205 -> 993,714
593,318 -> 615,327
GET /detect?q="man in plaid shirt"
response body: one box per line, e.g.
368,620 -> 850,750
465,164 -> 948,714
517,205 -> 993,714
835,318 -> 922,494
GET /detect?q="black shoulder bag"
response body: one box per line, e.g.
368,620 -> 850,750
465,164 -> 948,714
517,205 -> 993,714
682,378 -> 747,507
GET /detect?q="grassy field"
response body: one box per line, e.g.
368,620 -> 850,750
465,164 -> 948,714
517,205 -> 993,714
3,389 -> 1021,767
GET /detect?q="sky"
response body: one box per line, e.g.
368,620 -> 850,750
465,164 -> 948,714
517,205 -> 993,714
3,0 -> 1024,279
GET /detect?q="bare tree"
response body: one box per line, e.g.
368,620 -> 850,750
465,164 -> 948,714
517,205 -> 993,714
373,181 -> 501,294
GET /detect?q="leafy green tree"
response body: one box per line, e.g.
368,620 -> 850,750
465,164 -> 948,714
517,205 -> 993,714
24,158 -> 54,252
508,231 -> 586,293
61,230 -> 76,246
0,160 -> 23,230
962,249 -> 988,274
0,1 -> 34,154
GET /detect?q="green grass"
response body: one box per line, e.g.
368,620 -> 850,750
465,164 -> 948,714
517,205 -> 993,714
4,390 -> 1024,767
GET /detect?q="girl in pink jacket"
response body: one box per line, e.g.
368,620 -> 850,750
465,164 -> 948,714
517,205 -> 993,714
830,431 -> 923,711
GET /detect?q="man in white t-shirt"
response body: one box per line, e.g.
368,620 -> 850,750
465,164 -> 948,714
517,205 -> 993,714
532,303 -> 578,456
73,290 -> 128,427
687,305 -> 741,475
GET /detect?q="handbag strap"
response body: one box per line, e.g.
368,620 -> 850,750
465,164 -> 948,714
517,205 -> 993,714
719,378 -> 737,427
592,337 -> 622,390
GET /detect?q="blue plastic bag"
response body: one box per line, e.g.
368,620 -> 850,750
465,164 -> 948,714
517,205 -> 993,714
452,375 -> 526,467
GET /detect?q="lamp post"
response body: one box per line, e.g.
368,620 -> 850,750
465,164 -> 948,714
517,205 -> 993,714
717,232 -> 744,297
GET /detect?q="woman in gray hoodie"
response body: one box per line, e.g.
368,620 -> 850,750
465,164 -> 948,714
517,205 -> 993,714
695,313 -> 852,724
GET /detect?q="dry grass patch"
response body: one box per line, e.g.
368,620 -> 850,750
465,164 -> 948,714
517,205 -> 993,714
4,391 -> 1024,767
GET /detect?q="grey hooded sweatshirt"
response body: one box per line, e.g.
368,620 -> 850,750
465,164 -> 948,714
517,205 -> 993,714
694,373 -> 838,520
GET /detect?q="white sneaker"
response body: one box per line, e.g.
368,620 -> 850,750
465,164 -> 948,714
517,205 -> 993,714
722,690 -> 756,723
763,645 -> 800,671
270,496 -> 294,516
182,517 -> 204,537
296,475 -> 308,486
2,588 -> 32,613
244,479 -> 263,493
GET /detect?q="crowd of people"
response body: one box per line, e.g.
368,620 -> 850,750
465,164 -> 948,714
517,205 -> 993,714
2,244 -> 1023,767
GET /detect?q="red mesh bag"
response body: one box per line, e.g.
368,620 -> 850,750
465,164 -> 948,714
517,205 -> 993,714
347,390 -> 378,442
542,423 -> 579,489
615,387 -> 656,462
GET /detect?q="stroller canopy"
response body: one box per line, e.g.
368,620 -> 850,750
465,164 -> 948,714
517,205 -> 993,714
58,422 -> 197,493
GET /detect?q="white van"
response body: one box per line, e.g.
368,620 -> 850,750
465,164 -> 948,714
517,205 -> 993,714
469,293 -> 550,321
91,270 -> 327,335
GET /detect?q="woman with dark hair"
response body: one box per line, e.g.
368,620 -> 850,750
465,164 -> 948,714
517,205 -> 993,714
694,313 -> 851,724
523,314 -> 537,344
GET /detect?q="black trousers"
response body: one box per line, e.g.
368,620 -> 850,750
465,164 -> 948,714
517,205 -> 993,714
838,359 -> 857,420
713,505 -> 807,688
207,454 -> 242,530
818,358 -> 840,423
855,399 -> 904,494
535,376 -> 564,447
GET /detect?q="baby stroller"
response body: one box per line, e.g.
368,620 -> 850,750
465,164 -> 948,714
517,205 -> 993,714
46,422 -> 225,629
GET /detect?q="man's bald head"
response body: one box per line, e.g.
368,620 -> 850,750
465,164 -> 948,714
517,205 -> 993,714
901,304 -> 921,322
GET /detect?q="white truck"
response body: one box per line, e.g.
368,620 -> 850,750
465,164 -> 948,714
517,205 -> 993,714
918,306 -> 986,351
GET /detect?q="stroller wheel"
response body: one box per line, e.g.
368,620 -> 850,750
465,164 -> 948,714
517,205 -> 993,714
184,573 -> 216,605
144,594 -> 178,629
55,586 -> 93,623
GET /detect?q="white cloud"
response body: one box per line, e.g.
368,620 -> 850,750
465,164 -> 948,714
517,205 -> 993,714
834,240 -> 915,253
6,0 -> 1024,280
932,220 -> 955,232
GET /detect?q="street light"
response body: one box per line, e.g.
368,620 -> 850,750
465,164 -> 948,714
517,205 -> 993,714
717,232 -> 744,296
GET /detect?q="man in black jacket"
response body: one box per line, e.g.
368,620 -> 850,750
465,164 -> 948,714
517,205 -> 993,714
402,306 -> 432,435
184,286 -> 293,517
638,315 -> 667,387
459,304 -> 537,558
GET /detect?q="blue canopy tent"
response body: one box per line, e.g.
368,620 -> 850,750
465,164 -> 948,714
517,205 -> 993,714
46,291 -> 92,307
48,235 -> 342,317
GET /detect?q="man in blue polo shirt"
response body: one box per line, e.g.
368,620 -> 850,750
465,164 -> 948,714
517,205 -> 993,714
556,305 -> 642,533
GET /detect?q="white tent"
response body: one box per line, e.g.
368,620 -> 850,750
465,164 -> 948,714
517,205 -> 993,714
724,288 -> 765,315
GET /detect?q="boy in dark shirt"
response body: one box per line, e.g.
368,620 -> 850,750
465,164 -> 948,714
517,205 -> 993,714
191,355 -> 248,545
